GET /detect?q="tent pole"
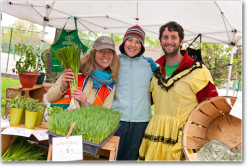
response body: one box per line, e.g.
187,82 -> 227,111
29,23 -> 34,45
40,25 -> 45,50
226,45 -> 236,96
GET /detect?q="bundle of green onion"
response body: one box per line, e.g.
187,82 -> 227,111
48,105 -> 122,143
1,137 -> 47,161
52,45 -> 82,94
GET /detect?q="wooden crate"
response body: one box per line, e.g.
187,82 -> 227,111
1,122 -> 49,155
84,136 -> 120,161
182,96 -> 241,161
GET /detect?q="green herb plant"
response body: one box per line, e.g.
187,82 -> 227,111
37,102 -> 47,110
49,105 -> 122,143
36,49 -> 46,73
13,43 -> 39,74
5,94 -> 26,109
25,97 -> 39,112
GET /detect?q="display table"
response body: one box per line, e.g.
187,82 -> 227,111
1,123 -> 120,161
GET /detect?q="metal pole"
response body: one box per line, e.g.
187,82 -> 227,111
226,46 -> 235,96
6,27 -> 13,73
40,25 -> 45,50
29,23 -> 34,45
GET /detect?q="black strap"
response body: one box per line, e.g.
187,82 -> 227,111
187,34 -> 201,49
62,16 -> 77,30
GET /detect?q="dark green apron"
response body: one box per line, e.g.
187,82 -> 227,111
51,17 -> 88,72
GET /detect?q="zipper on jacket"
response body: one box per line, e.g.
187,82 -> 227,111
129,58 -> 133,122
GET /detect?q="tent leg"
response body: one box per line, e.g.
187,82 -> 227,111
226,46 -> 236,96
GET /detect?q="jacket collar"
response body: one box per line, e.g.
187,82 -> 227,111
155,50 -> 194,76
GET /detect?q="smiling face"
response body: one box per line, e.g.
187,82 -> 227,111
124,37 -> 142,58
94,49 -> 114,71
160,28 -> 183,57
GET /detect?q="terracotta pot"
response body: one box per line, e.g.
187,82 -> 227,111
18,72 -> 40,88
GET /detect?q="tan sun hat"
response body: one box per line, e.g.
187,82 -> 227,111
93,36 -> 115,52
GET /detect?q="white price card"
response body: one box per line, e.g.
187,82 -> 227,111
32,130 -> 49,141
1,127 -> 32,137
52,135 -> 83,161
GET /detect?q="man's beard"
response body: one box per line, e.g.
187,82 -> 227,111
162,45 -> 180,58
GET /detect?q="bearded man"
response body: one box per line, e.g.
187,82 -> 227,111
138,21 -> 218,161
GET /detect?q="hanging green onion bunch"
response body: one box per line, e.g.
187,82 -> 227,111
48,105 -> 122,143
52,45 -> 82,94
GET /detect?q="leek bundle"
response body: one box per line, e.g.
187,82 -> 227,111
48,105 -> 122,143
1,137 -> 47,161
53,45 -> 82,110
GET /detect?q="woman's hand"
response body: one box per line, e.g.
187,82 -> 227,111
71,89 -> 89,106
61,69 -> 75,91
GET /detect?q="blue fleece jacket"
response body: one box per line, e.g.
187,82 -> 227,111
111,53 -> 157,122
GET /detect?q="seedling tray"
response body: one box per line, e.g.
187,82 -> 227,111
47,124 -> 120,155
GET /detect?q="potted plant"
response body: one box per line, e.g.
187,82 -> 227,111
35,102 -> 47,125
6,95 -> 26,126
36,51 -> 47,85
13,43 -> 40,88
24,97 -> 39,129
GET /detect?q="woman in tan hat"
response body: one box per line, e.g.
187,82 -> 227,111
47,36 -> 120,109
111,25 -> 157,160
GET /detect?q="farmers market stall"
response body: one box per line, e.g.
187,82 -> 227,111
2,77 -> 122,161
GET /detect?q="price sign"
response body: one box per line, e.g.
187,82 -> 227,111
52,135 -> 83,161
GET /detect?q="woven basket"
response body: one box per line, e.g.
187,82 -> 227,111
182,96 -> 242,161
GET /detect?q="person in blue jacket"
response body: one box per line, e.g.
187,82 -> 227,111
112,25 -> 157,160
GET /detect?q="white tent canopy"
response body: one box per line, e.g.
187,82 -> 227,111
1,0 -> 242,46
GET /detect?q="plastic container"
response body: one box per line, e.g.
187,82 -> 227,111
25,110 -> 38,129
10,108 -> 24,126
47,124 -> 120,155
35,109 -> 45,125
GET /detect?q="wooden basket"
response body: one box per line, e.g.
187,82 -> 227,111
182,96 -> 242,161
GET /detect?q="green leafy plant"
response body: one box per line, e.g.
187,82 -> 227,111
198,140 -> 242,161
47,106 -> 64,118
5,95 -> 26,109
36,50 -> 46,73
52,45 -> 81,93
49,105 -> 122,143
13,43 -> 39,74
37,102 -> 47,110
25,97 -> 39,112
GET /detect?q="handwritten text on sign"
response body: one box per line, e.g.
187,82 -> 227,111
52,135 -> 83,161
